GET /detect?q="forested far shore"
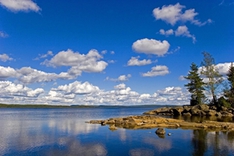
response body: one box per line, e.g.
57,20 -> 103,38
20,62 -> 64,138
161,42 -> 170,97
0,104 -> 100,108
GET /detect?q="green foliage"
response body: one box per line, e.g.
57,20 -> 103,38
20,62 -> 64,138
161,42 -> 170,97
200,52 -> 223,105
218,96 -> 231,108
225,63 -> 234,107
184,63 -> 205,105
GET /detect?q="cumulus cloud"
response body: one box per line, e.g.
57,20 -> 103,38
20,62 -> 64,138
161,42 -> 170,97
132,38 -> 170,56
0,54 -> 13,62
42,49 -> 108,77
215,62 -> 233,75
0,81 -> 44,98
0,66 -> 16,79
0,0 -> 41,12
0,78 -> 190,105
0,66 -> 61,84
127,56 -> 152,66
142,65 -> 169,77
82,84 -> 189,105
43,81 -> 100,103
54,81 -> 100,95
159,26 -> 196,43
17,67 -> 59,84
153,3 -> 212,26
106,74 -> 131,82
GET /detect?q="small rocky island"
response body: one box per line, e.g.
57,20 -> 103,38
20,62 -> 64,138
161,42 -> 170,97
88,104 -> 234,132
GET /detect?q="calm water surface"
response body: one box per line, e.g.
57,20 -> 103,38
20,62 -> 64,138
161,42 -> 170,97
0,106 -> 234,156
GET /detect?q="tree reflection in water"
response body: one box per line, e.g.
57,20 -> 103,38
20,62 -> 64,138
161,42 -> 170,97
192,130 -> 234,156
192,130 -> 207,156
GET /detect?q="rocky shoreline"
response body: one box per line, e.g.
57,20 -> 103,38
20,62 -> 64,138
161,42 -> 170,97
143,104 -> 234,117
88,105 -> 234,132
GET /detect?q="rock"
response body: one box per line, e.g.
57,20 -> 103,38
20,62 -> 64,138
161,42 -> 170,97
206,110 -> 217,116
183,105 -> 191,112
172,107 -> 184,116
215,112 -> 222,117
193,104 -> 209,112
210,106 -> 217,111
190,108 -> 201,116
144,107 -> 172,115
168,133 -> 171,136
155,128 -> 166,135
221,106 -> 228,111
221,111 -> 233,117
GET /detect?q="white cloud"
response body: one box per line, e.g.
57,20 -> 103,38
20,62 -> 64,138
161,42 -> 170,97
44,81 -> 101,104
199,62 -> 232,76
42,49 -> 108,76
159,26 -> 196,43
0,66 -> 16,79
215,62 -> 232,75
0,0 -> 41,12
17,67 -> 59,84
153,3 -> 212,26
127,56 -> 152,66
0,66 -> 62,84
118,74 -> 131,82
0,31 -> 8,38
35,51 -> 53,60
0,78 -> 190,105
106,74 -> 131,82
159,29 -> 174,36
82,84 -> 189,105
175,26 -> 196,43
142,65 -> 169,77
132,38 -> 170,56
54,81 -> 100,95
0,54 -> 13,62
0,81 -> 44,98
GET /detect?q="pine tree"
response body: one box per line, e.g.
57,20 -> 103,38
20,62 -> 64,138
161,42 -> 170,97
225,63 -> 234,106
185,63 -> 205,105
200,52 -> 223,105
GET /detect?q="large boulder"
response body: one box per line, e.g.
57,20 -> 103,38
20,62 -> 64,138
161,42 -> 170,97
155,128 -> 166,135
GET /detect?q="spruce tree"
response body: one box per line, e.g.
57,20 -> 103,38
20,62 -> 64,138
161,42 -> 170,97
225,63 -> 234,106
185,63 -> 205,105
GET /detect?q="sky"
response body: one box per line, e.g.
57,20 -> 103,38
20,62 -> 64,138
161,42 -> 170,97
0,0 -> 233,105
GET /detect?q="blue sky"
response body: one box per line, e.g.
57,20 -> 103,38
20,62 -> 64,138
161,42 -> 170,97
0,0 -> 233,105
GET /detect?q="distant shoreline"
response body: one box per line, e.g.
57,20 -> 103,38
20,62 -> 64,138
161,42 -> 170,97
0,103 -> 174,109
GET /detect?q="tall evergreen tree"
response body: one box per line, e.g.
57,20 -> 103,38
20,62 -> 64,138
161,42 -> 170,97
200,52 -> 223,105
225,63 -> 234,106
184,63 -> 205,105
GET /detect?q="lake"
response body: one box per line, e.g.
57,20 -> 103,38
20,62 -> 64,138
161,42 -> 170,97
0,106 -> 234,156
